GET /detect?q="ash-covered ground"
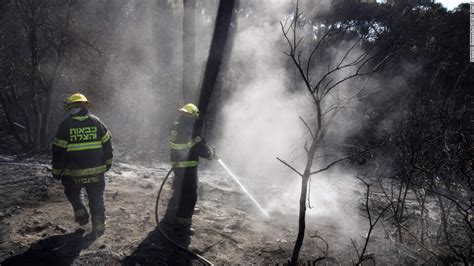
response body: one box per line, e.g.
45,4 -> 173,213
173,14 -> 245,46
0,156 -> 436,265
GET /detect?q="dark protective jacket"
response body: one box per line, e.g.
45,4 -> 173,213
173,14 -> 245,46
169,115 -> 213,169
52,109 -> 113,177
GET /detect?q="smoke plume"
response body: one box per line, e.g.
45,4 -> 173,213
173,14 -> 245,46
215,0 -> 368,238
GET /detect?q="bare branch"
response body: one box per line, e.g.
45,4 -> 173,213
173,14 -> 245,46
309,230 -> 329,262
336,35 -> 363,68
306,25 -> 344,79
277,157 -> 303,177
350,238 -> 361,258
310,143 -> 384,176
299,116 -> 314,139
354,176 -> 392,265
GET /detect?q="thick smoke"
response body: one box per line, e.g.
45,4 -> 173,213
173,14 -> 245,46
84,1 -> 187,161
94,1 -> 219,161
215,0 -> 369,238
56,0 -> 392,239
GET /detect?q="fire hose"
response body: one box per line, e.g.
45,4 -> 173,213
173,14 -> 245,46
154,157 -> 269,265
154,167 -> 214,265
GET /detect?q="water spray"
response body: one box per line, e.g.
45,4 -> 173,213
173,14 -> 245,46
153,156 -> 268,265
217,158 -> 270,218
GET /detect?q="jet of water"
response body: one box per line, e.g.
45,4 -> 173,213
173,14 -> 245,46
217,158 -> 270,218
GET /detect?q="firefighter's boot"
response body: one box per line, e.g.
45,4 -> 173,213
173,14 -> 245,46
74,208 -> 90,226
92,220 -> 105,238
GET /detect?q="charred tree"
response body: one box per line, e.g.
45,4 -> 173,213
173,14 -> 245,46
16,0 -> 43,149
38,0 -> 74,150
194,0 -> 238,134
279,1 -> 398,264
182,0 -> 196,103
0,0 -> 105,153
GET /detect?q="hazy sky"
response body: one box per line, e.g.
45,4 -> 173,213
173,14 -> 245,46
437,0 -> 466,9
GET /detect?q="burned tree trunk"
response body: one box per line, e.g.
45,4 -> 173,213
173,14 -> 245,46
194,0 -> 237,133
38,3 -> 72,150
38,61 -> 60,150
279,1 -> 397,264
28,22 -> 41,149
291,140 -> 318,264
182,0 -> 196,103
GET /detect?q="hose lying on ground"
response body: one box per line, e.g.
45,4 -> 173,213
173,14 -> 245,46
154,168 -> 214,266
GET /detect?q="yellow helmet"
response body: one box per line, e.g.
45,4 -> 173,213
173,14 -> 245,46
179,103 -> 199,118
63,93 -> 92,110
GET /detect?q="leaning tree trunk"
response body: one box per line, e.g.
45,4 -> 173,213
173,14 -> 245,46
193,0 -> 237,134
183,0 -> 196,103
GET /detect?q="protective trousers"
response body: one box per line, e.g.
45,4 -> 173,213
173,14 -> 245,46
62,174 -> 105,229
165,167 -> 198,226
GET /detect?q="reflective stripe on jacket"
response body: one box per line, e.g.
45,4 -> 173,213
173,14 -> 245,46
169,116 -> 212,169
52,111 -> 113,177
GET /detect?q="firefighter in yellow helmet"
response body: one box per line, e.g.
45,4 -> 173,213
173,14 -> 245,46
163,103 -> 216,236
51,93 -> 113,238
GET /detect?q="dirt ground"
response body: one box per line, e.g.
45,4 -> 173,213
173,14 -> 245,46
0,155 -> 443,265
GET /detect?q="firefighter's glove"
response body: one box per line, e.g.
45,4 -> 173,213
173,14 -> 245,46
208,147 -> 218,160
105,159 -> 112,171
